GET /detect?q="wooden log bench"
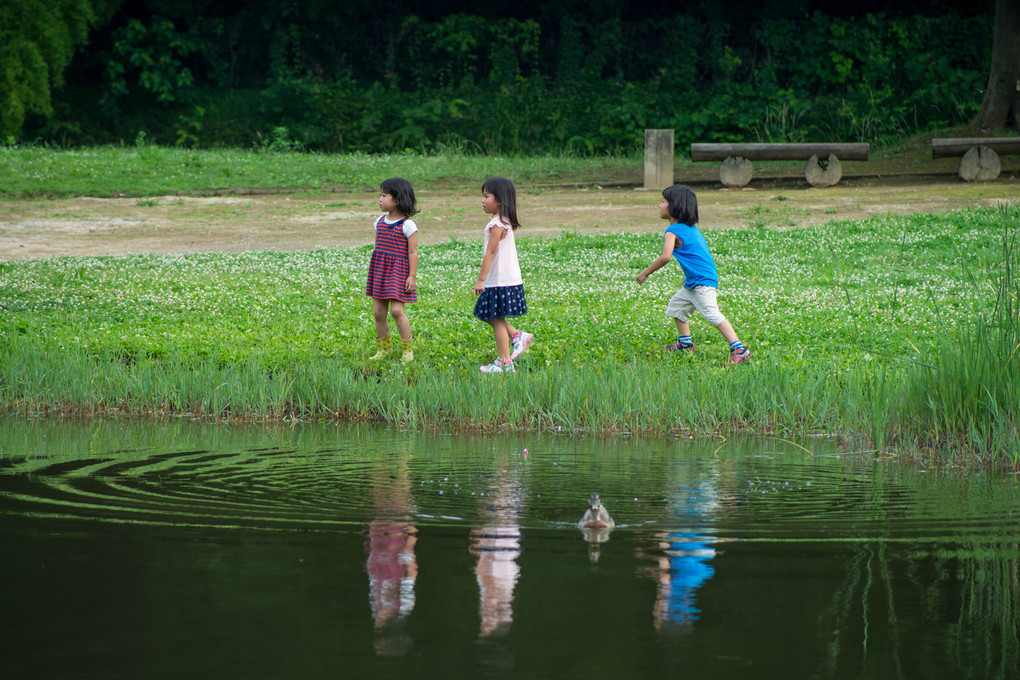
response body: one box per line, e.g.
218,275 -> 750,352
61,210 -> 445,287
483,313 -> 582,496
690,142 -> 870,188
931,138 -> 1020,181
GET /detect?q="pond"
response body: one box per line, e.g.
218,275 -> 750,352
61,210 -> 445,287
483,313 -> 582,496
1,418 -> 1018,679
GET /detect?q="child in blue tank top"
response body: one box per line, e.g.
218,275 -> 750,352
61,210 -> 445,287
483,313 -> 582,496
636,184 -> 751,365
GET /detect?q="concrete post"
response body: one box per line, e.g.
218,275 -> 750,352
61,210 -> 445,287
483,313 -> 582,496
643,129 -> 674,190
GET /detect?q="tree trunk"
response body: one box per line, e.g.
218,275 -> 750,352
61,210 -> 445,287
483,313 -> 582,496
973,0 -> 1020,130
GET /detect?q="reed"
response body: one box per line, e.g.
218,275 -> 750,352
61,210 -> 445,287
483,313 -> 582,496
0,338 -> 916,436
896,208 -> 1019,466
0,339 -> 1013,465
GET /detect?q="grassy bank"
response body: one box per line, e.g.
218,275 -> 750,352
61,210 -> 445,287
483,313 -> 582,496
0,143 -> 641,197
2,204 -> 1016,466
0,134 -> 976,199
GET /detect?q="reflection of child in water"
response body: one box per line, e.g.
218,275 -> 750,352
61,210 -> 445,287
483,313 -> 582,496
471,464 -> 525,638
471,525 -> 521,638
364,464 -> 418,656
365,523 -> 418,628
647,532 -> 715,630
637,478 -> 721,632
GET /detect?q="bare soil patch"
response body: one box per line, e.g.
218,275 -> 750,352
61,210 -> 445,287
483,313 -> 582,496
2,175 -> 1018,260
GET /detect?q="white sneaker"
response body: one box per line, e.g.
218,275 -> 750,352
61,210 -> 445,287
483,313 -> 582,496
480,357 -> 516,374
510,331 -> 534,361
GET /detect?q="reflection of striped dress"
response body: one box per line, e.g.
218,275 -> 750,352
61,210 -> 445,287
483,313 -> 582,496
366,216 -> 417,303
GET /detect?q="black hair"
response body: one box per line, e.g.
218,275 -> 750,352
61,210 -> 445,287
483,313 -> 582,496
662,184 -> 699,225
380,177 -> 419,218
481,177 -> 520,229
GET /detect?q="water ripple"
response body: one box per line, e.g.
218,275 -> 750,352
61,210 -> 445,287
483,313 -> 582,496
2,438 -> 1018,546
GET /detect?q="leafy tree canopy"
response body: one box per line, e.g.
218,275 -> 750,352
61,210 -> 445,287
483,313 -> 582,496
10,0 -> 998,149
0,0 -> 122,138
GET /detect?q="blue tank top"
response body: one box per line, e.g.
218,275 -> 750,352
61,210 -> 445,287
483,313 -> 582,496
665,223 -> 718,289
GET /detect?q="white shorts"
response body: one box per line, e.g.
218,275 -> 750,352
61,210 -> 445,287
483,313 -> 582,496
665,285 -> 727,326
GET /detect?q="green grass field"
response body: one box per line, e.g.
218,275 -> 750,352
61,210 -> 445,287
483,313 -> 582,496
2,201 -> 1016,466
0,142 -> 641,197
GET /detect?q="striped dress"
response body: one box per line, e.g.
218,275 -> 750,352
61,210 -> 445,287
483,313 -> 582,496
366,215 -> 417,303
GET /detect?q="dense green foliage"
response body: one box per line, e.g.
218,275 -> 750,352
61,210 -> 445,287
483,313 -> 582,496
2,206 -> 1016,465
0,0 -> 120,139
19,1 -> 993,153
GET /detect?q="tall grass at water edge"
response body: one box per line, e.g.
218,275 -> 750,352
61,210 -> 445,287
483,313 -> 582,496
0,338 -> 896,446
898,212 -> 1019,466
1,206 -> 1017,466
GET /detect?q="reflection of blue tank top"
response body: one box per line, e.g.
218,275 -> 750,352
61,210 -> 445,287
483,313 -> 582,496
665,223 -> 718,289
663,532 -> 715,625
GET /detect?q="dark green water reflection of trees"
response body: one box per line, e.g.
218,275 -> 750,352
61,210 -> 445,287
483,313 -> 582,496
1,419 -> 1017,679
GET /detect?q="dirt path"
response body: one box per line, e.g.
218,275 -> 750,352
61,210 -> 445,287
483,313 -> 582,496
2,176 -> 1017,260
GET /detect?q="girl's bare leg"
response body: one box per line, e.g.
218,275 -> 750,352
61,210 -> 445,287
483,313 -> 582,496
389,301 -> 412,341
487,318 -> 512,362
372,298 -> 391,338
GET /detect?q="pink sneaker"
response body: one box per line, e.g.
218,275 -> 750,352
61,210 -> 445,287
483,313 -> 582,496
480,357 -> 516,374
510,331 -> 534,361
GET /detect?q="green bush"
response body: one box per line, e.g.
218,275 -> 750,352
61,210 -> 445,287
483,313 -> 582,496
25,10 -> 991,154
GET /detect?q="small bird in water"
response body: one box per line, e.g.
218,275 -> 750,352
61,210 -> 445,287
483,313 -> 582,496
578,492 -> 615,529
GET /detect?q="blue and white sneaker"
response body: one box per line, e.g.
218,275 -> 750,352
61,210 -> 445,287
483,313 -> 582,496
480,357 -> 516,374
510,331 -> 534,361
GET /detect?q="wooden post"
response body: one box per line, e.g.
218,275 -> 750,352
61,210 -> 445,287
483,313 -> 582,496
644,129 -> 674,190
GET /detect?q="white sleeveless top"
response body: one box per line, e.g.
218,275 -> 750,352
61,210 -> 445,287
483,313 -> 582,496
482,215 -> 523,288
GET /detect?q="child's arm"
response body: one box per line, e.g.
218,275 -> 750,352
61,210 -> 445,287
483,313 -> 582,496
406,232 -> 418,292
636,233 -> 679,285
473,226 -> 507,296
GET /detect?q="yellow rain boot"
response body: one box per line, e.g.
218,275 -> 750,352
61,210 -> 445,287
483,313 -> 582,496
369,336 -> 392,360
401,338 -> 414,363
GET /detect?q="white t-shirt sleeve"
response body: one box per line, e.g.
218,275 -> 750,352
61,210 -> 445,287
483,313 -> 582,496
379,215 -> 418,238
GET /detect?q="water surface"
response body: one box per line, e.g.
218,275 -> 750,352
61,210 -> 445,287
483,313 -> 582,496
1,419 -> 1017,679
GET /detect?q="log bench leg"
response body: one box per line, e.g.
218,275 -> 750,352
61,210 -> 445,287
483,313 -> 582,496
719,156 -> 753,188
958,145 -> 1001,182
804,154 -> 842,187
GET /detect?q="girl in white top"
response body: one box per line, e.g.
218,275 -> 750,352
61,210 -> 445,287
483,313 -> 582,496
473,177 -> 534,374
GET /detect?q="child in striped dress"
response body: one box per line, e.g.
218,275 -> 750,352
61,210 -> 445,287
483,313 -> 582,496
366,177 -> 419,362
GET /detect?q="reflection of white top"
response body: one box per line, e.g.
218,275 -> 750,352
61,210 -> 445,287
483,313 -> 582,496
379,214 -> 418,238
473,526 -> 521,638
483,215 -> 523,288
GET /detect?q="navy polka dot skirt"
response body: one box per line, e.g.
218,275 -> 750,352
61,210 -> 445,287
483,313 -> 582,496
474,284 -> 528,321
